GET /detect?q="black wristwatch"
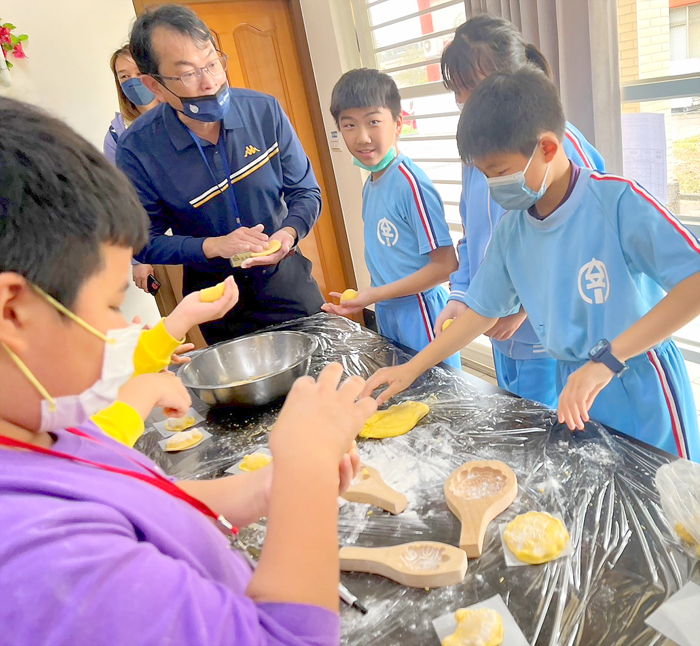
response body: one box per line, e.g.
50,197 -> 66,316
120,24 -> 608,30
588,339 -> 627,376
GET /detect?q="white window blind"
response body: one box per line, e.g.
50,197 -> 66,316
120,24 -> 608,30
351,0 -> 467,242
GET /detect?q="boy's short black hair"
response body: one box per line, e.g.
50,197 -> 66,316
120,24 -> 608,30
330,68 -> 401,124
0,97 -> 149,308
130,4 -> 214,76
457,67 -> 566,164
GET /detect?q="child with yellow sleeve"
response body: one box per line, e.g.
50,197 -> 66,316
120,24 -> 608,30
91,278 -> 238,446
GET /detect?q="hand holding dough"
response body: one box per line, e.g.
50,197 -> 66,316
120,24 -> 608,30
165,429 -> 204,452
359,401 -> 430,439
340,289 -> 358,302
239,453 -> 273,472
250,239 -> 282,258
164,415 -> 196,432
442,608 -> 504,646
504,511 -> 569,564
200,281 -> 226,303
442,318 -> 455,331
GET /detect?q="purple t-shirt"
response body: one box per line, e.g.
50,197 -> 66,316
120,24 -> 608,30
0,424 -> 339,646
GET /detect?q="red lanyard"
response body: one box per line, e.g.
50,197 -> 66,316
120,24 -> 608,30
0,427 -> 238,536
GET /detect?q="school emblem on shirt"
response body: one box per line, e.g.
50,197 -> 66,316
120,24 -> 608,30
377,217 -> 399,247
244,145 -> 260,157
578,258 -> 610,304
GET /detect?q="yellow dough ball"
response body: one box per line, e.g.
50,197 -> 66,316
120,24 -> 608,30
200,281 -> 226,303
442,318 -> 455,331
675,522 -> 698,545
239,453 -> 273,472
340,288 -> 358,302
250,239 -> 282,258
165,429 -> 204,452
359,401 -> 430,439
504,511 -> 569,565
165,415 -> 196,432
442,608 -> 504,646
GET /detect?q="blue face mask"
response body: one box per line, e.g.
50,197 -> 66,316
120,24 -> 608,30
121,78 -> 156,106
353,146 -> 398,173
486,142 -> 550,211
178,82 -> 231,122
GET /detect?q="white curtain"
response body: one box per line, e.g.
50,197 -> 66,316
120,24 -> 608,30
464,0 -> 624,174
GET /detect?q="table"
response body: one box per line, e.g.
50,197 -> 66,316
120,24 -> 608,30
137,313 -> 697,645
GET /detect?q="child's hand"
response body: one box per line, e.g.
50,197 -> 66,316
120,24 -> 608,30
170,342 -> 196,365
164,276 -> 239,340
117,372 -> 192,421
434,300 -> 467,336
338,441 -> 361,494
557,361 -> 614,430
321,288 -> 375,317
485,309 -> 527,341
360,363 -> 420,406
269,364 -> 377,465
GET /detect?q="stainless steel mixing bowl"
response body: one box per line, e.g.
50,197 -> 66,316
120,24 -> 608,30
178,331 -> 317,406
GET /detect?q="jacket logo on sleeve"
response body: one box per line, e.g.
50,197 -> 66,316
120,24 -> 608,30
578,258 -> 610,304
244,145 -> 260,157
377,217 -> 399,247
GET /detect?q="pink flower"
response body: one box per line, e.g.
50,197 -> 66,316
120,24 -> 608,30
0,27 -> 10,45
12,41 -> 26,59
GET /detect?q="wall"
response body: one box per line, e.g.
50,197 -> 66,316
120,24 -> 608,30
0,0 -> 161,325
298,0 -> 371,291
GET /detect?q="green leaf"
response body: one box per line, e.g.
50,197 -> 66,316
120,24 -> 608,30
1,43 -> 12,51
10,34 -> 18,45
5,60 -> 12,69
2,23 -> 17,30
18,34 -> 28,41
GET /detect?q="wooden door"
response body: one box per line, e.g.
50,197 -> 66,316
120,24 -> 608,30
132,0 -> 353,301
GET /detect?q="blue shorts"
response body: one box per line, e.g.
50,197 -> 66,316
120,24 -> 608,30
492,348 -> 558,409
375,287 -> 461,369
557,339 -> 699,461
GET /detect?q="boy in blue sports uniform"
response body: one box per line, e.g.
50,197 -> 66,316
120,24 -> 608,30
323,69 -> 460,368
434,15 -> 606,408
364,67 -> 700,462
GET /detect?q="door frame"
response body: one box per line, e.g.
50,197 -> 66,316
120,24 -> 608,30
131,0 -> 357,290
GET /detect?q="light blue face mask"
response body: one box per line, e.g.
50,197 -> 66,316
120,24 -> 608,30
486,142 -> 550,211
121,77 -> 156,106
353,146 -> 398,173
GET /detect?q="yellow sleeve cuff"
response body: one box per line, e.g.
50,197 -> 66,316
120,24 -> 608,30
91,401 -> 145,447
133,319 -> 184,376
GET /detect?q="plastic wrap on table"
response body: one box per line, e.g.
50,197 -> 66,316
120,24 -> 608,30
136,313 -> 698,646
656,460 -> 700,561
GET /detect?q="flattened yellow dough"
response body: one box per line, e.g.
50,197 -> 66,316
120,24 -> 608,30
359,401 -> 430,439
442,318 -> 455,331
200,282 -> 226,303
250,239 -> 282,258
165,429 -> 204,452
675,522 -> 698,545
504,511 -> 569,564
239,453 -> 273,472
165,415 -> 196,432
442,608 -> 503,646
341,289 -> 358,302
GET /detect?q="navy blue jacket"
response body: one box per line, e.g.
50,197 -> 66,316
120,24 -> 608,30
116,88 -> 321,271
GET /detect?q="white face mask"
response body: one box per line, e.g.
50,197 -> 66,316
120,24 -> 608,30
2,286 -> 142,432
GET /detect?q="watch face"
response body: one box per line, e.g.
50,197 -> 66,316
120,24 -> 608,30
591,340 -> 608,358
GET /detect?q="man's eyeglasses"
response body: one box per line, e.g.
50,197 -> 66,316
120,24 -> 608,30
155,54 -> 228,89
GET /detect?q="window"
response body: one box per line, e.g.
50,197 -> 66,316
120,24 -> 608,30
351,0 -> 466,245
618,0 -> 700,396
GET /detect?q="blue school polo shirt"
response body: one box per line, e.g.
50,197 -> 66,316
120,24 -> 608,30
464,167 -> 700,362
116,87 -> 321,271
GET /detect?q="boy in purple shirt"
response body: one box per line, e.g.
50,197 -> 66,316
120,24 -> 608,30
0,96 -> 377,645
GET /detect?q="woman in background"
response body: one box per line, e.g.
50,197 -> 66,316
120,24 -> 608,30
104,45 -> 160,292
